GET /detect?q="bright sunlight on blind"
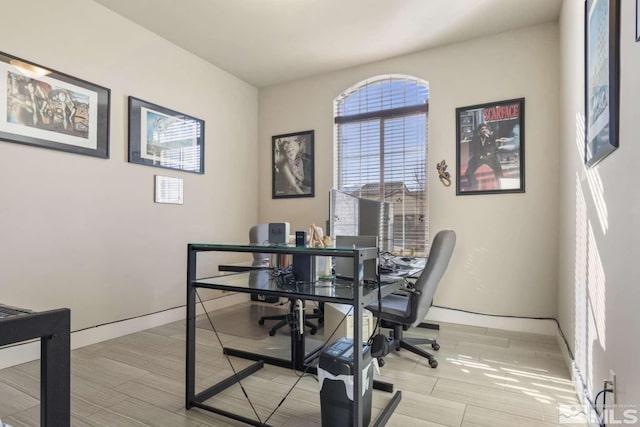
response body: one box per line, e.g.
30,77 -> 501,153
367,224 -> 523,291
334,75 -> 429,255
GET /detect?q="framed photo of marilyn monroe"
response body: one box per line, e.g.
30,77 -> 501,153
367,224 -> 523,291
455,98 -> 525,195
272,130 -> 314,199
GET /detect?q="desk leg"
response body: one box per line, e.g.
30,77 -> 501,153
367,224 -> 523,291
417,322 -> 439,330
291,300 -> 306,371
223,348 -> 291,369
371,391 -> 402,427
40,310 -> 70,427
186,246 -> 197,409
373,379 -> 394,393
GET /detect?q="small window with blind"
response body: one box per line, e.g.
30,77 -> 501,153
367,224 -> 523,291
334,75 -> 428,255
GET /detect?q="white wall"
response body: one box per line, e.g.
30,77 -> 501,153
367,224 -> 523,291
259,23 -> 560,318
558,0 -> 640,409
0,0 -> 258,332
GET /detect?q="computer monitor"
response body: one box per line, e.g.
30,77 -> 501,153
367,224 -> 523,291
329,188 -> 359,237
328,188 -> 393,252
358,197 -> 393,253
334,235 -> 378,280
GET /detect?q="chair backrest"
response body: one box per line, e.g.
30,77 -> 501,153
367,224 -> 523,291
249,224 -> 269,264
409,229 -> 456,327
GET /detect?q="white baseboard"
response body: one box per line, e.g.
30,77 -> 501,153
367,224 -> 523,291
556,328 -> 575,374
0,293 -> 249,370
555,331 -> 602,427
424,306 -> 558,335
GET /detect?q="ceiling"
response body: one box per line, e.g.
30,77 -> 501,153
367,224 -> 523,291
94,0 -> 562,88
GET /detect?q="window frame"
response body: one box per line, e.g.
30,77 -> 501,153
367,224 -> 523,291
333,76 -> 429,255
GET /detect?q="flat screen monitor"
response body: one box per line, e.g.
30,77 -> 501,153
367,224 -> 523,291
329,188 -> 393,252
329,188 -> 359,237
334,235 -> 378,280
358,197 -> 393,253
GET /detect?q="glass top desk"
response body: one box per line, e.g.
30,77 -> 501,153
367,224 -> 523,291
186,243 -> 402,427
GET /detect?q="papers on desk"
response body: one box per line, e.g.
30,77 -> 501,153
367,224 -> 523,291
379,255 -> 425,280
379,274 -> 401,284
390,256 -> 426,270
379,266 -> 423,284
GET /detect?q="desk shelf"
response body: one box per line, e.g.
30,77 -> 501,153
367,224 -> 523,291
194,271 -> 401,307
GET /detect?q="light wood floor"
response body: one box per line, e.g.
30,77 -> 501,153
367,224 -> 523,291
0,303 -> 586,426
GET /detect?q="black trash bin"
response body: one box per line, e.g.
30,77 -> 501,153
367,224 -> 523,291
318,337 -> 373,427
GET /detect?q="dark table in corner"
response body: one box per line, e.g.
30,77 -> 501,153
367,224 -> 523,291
0,305 -> 70,427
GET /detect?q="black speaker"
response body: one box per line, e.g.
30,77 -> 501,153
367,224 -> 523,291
293,254 -> 314,283
295,231 -> 307,247
293,230 -> 313,282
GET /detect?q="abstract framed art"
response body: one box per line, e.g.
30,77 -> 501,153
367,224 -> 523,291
0,51 -> 110,158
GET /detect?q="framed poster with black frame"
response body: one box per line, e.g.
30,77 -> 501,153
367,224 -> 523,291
637,0 -> 640,42
585,0 -> 620,167
272,130 -> 314,199
128,96 -> 204,174
456,98 -> 525,196
0,51 -> 110,158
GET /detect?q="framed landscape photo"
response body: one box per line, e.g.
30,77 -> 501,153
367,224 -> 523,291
585,0 -> 620,167
272,130 -> 314,199
456,98 -> 525,195
128,96 -> 204,174
0,51 -> 110,158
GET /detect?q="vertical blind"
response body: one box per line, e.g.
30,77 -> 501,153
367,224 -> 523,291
334,75 -> 429,255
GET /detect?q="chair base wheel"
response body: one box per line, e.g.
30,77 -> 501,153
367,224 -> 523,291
258,319 -> 265,325
309,328 -> 317,335
269,329 -> 276,336
429,359 -> 438,368
431,343 -> 440,351
378,358 -> 385,368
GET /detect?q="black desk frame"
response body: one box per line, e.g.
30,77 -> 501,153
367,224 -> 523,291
0,309 -> 70,426
186,243 -> 402,427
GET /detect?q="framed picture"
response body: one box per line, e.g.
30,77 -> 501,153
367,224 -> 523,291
637,0 -> 640,42
585,0 -> 620,167
0,51 -> 110,158
272,130 -> 314,199
456,98 -> 525,195
128,96 -> 204,174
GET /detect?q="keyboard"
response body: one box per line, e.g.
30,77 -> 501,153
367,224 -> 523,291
0,304 -> 33,319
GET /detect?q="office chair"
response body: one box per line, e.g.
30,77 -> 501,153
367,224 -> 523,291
366,229 -> 456,368
258,301 -> 323,336
249,224 -> 270,266
249,225 -> 323,336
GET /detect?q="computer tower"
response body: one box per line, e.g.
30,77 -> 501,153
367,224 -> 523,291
323,303 -> 374,343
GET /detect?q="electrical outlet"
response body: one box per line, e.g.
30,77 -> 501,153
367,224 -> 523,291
606,370 -> 617,404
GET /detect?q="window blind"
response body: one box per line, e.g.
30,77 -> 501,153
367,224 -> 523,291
334,75 -> 429,255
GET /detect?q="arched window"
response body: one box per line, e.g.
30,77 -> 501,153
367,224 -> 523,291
334,75 -> 428,255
